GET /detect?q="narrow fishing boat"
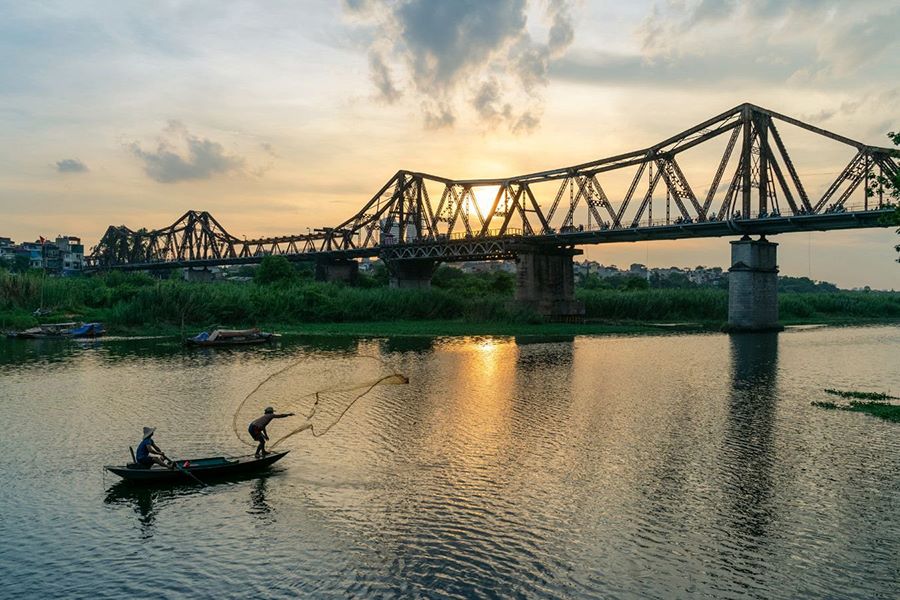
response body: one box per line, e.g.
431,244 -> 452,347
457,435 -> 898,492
6,321 -> 105,339
66,322 -> 105,338
105,451 -> 289,484
184,328 -> 279,347
7,322 -> 77,339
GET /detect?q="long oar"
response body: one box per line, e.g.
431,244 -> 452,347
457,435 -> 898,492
164,454 -> 207,487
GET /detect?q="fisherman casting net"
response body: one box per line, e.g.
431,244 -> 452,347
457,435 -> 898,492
232,355 -> 408,448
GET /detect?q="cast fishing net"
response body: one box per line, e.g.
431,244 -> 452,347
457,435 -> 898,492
232,355 -> 408,448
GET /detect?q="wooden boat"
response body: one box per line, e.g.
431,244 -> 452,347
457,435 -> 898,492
6,321 -> 105,339
7,322 -> 77,339
105,450 -> 289,484
184,328 -> 279,347
66,322 -> 105,338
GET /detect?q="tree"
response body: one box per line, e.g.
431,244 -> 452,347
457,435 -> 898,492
11,255 -> 32,273
432,265 -> 467,288
255,255 -> 296,285
622,276 -> 649,290
874,132 -> 900,261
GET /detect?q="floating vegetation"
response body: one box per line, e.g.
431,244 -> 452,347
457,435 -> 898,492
813,389 -> 900,423
823,388 -> 899,401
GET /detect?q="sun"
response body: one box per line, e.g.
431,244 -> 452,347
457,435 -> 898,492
469,185 -> 502,220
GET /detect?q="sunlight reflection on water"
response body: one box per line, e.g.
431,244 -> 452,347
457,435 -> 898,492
0,326 -> 898,598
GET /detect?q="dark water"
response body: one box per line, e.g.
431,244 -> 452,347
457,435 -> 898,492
0,327 -> 898,599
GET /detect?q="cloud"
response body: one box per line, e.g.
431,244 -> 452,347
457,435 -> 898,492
423,102 -> 455,130
55,158 -> 88,173
369,51 -> 401,103
637,0 -> 900,81
802,88 -> 900,137
129,121 -> 245,183
260,142 -> 278,158
472,78 -> 511,124
344,0 -> 577,132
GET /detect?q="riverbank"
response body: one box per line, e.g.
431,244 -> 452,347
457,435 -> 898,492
2,271 -> 899,337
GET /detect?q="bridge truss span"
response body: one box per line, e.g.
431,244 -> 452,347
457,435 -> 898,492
89,103 -> 898,270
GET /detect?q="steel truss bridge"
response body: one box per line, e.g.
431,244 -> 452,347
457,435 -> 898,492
88,104 -> 898,270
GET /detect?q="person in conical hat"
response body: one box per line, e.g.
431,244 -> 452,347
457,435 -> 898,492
135,426 -> 173,469
248,407 -> 295,458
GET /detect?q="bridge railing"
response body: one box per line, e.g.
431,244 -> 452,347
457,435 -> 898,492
553,202 -> 895,233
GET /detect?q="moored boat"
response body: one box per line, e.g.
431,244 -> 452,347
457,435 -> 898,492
6,321 -> 106,339
66,322 -> 105,338
105,450 -> 289,484
184,328 -> 278,346
7,322 -> 77,339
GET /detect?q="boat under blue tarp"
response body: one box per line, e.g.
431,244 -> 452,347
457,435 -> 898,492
65,322 -> 105,338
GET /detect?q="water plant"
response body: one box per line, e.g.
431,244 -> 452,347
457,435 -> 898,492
813,389 -> 900,423
823,388 -> 899,401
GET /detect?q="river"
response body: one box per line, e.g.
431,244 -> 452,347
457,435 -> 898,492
0,326 -> 897,599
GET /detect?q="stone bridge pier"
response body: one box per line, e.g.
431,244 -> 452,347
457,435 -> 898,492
182,267 -> 217,282
513,245 -> 585,321
315,257 -> 359,284
388,259 -> 436,289
727,236 -> 783,332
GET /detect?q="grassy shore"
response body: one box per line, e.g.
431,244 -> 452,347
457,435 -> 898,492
2,270 -> 899,337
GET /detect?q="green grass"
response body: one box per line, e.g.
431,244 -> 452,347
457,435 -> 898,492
1,270 -> 898,337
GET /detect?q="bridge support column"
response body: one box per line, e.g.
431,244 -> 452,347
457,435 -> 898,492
513,246 -> 585,321
182,267 -> 216,282
388,259 -> 436,289
315,258 -> 358,284
727,236 -> 783,332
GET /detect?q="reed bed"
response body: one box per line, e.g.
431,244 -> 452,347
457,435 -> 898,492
1,270 -> 898,330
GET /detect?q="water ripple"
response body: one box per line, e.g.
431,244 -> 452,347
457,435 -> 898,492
0,328 -> 898,598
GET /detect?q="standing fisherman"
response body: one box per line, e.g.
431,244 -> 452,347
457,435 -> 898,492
248,407 -> 294,457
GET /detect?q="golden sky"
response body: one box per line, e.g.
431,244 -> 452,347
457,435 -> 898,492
1,1 -> 898,288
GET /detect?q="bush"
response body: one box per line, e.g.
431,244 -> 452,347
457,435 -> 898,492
1,269 -> 897,330
254,256 -> 296,285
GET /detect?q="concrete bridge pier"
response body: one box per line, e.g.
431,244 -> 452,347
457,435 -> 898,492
315,258 -> 358,284
388,259 -> 436,289
513,245 -> 585,321
727,236 -> 783,332
183,267 -> 216,282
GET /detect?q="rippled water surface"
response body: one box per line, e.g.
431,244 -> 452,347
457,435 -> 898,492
1,327 -> 898,599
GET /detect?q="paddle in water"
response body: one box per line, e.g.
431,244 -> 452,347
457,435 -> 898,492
164,454 -> 207,487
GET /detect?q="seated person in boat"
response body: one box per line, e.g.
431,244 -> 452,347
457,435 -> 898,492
248,407 -> 295,458
136,427 -> 173,469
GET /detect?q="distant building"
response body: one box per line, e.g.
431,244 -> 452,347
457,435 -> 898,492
42,241 -> 61,272
1,233 -> 86,274
55,235 -> 84,274
629,263 -> 648,278
17,242 -> 43,270
359,257 -> 376,272
595,264 -> 622,278
459,260 -> 515,274
0,237 -> 14,263
574,260 -> 626,279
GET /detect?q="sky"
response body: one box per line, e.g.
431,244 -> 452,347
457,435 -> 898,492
1,0 -> 898,289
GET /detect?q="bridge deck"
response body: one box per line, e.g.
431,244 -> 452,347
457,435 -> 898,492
90,208 -> 893,271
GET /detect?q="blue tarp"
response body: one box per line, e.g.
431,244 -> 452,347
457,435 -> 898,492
66,323 -> 104,337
